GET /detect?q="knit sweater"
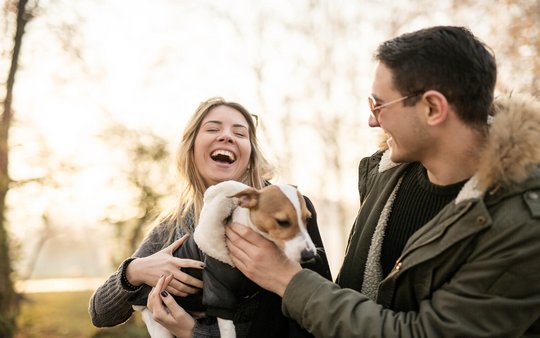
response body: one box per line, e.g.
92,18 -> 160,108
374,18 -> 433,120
361,162 -> 465,300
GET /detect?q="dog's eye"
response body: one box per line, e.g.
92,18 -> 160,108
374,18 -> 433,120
277,220 -> 291,228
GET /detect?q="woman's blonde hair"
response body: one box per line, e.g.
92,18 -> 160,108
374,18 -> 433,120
160,97 -> 273,242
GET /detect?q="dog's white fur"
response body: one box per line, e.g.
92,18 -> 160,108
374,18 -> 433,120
136,180 -> 316,338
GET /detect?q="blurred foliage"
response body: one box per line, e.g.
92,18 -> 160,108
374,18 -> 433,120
15,291 -> 148,338
99,121 -> 176,267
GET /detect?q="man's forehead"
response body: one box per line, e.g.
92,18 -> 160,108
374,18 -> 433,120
372,63 -> 396,96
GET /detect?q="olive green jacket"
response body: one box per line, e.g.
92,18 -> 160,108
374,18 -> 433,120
282,94 -> 540,337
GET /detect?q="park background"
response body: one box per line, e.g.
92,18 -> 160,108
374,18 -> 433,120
1,0 -> 538,337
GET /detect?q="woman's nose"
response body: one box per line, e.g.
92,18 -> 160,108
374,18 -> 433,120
217,130 -> 234,142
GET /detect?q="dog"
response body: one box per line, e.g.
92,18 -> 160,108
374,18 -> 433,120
132,180 -> 317,338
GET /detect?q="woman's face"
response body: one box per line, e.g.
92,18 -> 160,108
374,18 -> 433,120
194,105 -> 252,188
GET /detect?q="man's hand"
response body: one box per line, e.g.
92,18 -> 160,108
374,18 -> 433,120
147,274 -> 195,338
225,222 -> 301,296
126,234 -> 204,296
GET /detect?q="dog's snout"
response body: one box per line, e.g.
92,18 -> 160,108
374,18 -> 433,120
300,248 -> 316,263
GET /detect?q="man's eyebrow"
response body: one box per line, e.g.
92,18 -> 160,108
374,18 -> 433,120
371,94 -> 382,102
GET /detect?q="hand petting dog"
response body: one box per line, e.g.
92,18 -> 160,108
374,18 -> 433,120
225,222 -> 302,297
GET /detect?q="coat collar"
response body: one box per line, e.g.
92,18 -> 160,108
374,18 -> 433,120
377,93 -> 540,204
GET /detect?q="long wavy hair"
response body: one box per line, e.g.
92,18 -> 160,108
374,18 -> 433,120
159,97 -> 274,245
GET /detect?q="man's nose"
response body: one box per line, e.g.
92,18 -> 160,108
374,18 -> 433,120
368,114 -> 380,128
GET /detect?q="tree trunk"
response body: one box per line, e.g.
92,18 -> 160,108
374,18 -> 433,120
1,0 -> 30,336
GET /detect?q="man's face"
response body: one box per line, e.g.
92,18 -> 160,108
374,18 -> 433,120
370,63 -> 429,163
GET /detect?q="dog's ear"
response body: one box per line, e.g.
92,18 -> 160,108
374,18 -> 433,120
230,188 -> 259,208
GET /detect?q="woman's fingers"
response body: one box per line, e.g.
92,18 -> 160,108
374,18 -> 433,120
147,274 -> 174,312
165,258 -> 204,296
159,288 -> 185,318
164,234 -> 190,254
173,257 -> 206,270
166,274 -> 203,297
157,287 -> 196,338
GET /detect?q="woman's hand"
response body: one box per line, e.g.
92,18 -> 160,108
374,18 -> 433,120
126,234 -> 204,296
225,222 -> 301,297
147,274 -> 195,338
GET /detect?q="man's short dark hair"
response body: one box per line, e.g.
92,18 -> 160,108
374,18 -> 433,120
375,26 -> 497,127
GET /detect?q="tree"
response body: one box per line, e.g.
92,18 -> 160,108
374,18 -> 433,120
0,0 -> 35,335
99,121 -> 176,267
447,0 -> 539,96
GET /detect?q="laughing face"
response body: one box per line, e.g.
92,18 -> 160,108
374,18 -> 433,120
370,63 -> 428,163
194,105 -> 252,188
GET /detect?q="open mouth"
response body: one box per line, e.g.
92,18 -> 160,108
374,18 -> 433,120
210,149 -> 236,164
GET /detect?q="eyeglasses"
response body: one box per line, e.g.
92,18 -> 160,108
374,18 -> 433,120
368,93 -> 423,122
250,114 -> 259,128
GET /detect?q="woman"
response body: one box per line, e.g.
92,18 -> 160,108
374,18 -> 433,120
89,97 -> 332,337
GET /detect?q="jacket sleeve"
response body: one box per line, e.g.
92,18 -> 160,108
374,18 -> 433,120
282,215 -> 540,338
88,221 -> 172,327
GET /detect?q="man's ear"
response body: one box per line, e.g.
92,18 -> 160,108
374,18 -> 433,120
422,90 -> 449,126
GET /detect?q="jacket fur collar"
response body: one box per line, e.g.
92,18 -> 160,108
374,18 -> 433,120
377,93 -> 540,204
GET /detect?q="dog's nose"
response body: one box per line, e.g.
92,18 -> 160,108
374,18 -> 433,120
300,248 -> 316,263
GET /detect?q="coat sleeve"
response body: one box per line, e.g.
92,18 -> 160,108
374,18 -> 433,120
282,215 -> 540,338
88,221 -> 173,327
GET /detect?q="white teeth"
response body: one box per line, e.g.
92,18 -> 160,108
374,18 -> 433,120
211,149 -> 236,161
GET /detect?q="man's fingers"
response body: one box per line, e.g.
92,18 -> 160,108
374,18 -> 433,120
227,222 -> 259,244
225,227 -> 254,271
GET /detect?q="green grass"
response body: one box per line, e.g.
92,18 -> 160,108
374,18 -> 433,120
15,291 -> 148,338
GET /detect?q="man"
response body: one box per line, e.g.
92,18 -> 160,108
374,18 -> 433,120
225,26 -> 540,337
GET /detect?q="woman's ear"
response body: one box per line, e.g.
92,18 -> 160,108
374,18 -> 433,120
422,90 -> 449,126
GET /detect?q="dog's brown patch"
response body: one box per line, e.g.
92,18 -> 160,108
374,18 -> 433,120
232,185 -> 310,251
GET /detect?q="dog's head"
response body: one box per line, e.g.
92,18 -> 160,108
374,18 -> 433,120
230,184 -> 317,263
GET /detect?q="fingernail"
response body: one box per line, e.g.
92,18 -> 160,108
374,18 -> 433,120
160,290 -> 169,297
200,262 -> 206,268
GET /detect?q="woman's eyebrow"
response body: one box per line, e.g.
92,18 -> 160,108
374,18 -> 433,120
202,120 -> 248,129
202,120 -> 222,126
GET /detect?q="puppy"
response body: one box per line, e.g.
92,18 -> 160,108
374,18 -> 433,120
133,180 -> 317,338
